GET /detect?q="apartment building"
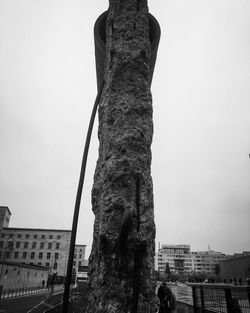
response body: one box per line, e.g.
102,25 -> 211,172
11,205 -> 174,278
0,206 -> 86,278
74,244 -> 87,269
191,250 -> 227,275
156,244 -> 228,276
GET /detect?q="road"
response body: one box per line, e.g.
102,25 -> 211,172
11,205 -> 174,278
0,289 -> 63,313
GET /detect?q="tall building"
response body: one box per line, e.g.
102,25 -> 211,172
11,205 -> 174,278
0,206 -> 86,278
155,244 -> 228,276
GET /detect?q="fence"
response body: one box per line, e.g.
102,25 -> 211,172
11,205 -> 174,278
0,285 -> 46,299
190,284 -> 250,313
43,283 -> 87,313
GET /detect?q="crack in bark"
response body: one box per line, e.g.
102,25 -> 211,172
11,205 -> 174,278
132,175 -> 141,313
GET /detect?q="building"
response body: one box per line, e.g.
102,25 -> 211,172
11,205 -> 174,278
191,250 -> 228,275
155,244 -> 228,276
220,253 -> 250,283
76,261 -> 89,283
0,206 -> 86,279
0,261 -> 49,290
74,244 -> 87,269
156,244 -> 191,275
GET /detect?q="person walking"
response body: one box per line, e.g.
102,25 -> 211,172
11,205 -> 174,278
157,282 -> 176,313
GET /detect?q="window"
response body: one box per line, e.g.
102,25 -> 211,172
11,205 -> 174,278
47,252 -> 51,259
79,254 -> 82,259
38,262 -> 42,265
14,251 -> 19,259
17,234 -> 21,238
48,242 -> 52,249
1,233 -> 5,238
32,242 -> 37,249
74,254 -> 76,259
41,234 -> 45,239
49,235 -> 53,239
56,243 -> 60,249
45,263 -> 50,268
6,251 -> 11,259
0,241 -> 4,248
25,234 -> 29,239
7,241 -> 13,249
53,263 -> 58,270
9,233 -> 13,238
73,261 -> 76,266
23,252 -> 27,259
24,242 -> 28,249
56,235 -> 61,240
80,249 -> 82,252
55,253 -> 59,260
16,242 -> 20,248
39,252 -> 43,259
78,261 -> 81,266
34,234 -> 37,239
40,242 -> 44,249
31,252 -> 35,259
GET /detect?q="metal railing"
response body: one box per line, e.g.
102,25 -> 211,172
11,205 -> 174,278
43,284 -> 87,313
190,283 -> 250,313
0,285 -> 46,299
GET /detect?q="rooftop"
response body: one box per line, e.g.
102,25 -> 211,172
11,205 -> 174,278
0,206 -> 12,216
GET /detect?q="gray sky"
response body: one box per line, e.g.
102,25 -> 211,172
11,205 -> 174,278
0,0 -> 249,258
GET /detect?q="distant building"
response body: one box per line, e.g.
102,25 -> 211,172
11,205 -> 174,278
155,244 -> 228,276
192,250 -> 228,275
76,262 -> 89,283
220,253 -> 250,283
0,206 -> 86,279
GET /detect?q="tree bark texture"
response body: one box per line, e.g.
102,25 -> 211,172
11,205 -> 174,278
86,1 -> 155,312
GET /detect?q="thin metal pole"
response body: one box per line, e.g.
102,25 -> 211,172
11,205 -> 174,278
61,81 -> 104,313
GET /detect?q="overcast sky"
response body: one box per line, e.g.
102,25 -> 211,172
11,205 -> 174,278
0,0 -> 249,258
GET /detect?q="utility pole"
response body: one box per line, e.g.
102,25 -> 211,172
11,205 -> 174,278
86,1 -> 160,312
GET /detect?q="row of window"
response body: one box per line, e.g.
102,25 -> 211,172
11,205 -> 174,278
0,241 -> 60,250
158,261 -> 216,267
0,233 -> 61,240
0,250 -> 59,260
158,256 -> 225,262
2,260 -> 81,270
75,248 -> 84,253
74,253 -> 83,259
34,262 -> 58,269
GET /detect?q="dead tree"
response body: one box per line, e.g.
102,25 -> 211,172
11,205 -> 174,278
86,1 -> 159,312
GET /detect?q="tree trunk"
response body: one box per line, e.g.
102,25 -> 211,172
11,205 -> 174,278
86,1 -> 155,312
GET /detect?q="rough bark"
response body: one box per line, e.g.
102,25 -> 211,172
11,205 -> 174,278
86,1 -> 155,312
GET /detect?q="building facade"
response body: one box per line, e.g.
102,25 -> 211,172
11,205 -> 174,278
156,244 -> 228,276
0,206 -> 86,278
0,261 -> 49,289
220,253 -> 250,283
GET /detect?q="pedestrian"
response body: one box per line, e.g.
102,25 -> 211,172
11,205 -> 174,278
157,282 -> 176,313
232,298 -> 242,313
42,279 -> 45,288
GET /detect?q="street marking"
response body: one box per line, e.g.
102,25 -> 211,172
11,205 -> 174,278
26,300 -> 45,313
